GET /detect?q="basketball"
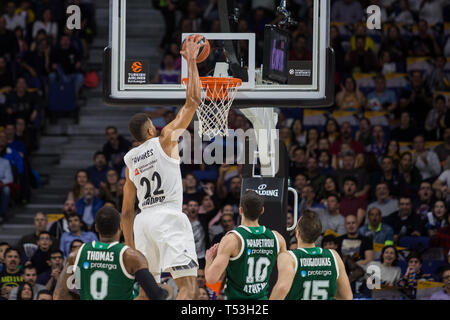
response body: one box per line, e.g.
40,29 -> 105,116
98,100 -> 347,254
182,34 -> 210,63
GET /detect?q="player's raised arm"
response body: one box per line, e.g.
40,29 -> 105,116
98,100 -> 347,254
53,250 -> 79,300
269,251 -> 296,300
159,35 -> 204,153
121,167 -> 137,249
205,233 -> 239,284
273,230 -> 287,253
331,249 -> 353,300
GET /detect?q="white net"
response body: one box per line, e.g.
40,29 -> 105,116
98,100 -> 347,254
183,77 -> 241,140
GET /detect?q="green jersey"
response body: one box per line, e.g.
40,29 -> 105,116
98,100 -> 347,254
224,225 -> 279,300
75,241 -> 135,300
285,247 -> 339,300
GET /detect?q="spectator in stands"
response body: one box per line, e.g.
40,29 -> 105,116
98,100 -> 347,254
304,156 -> 326,196
409,19 -> 441,57
385,196 -> 423,243
358,207 -> 394,245
69,239 -> 83,255
211,213 -> 235,245
102,126 -> 131,174
335,76 -> 366,112
15,282 -> 33,300
317,194 -> 346,235
428,56 -> 450,93
218,175 -> 242,215
337,215 -> 374,267
434,127 -> 450,165
299,184 -> 325,214
305,127 -> 320,159
0,242 -> 10,272
412,134 -> 441,181
379,50 -> 397,74
49,34 -> 84,94
415,181 -> 436,220
367,125 -> 388,162
318,150 -> 333,176
68,169 -> 89,201
430,266 -> 450,300
290,119 -> 307,146
366,74 -> 397,113
289,35 -> 312,61
331,0 -> 364,23
320,175 -> 340,201
0,16 -> 16,60
367,182 -> 399,219
99,169 -> 120,204
407,71 -> 434,127
339,176 -> 367,224
75,182 -> 103,230
49,199 -> 77,241
289,147 -> 307,179
86,151 -> 110,189
0,248 -> 23,289
419,0 -> 445,26
183,173 -> 202,204
5,123 -> 26,157
398,151 -> 422,196
398,251 -> 434,299
0,56 -> 13,95
321,235 -> 339,250
36,250 -> 63,293
334,150 -> 370,199
59,213 -> 97,257
330,121 -> 365,157
426,200 -> 448,237
3,1 -> 26,32
29,231 -> 54,275
344,35 -> 379,73
366,245 -> 402,286
16,212 -> 56,258
355,118 -> 373,147
32,8 -> 58,44
425,95 -> 450,141
322,118 -> 340,145
37,289 -> 53,300
5,77 -> 39,126
0,152 -> 13,225
152,52 -> 180,84
429,210 -> 450,256
390,112 -> 419,142
350,22 -> 376,53
9,265 -> 45,300
389,0 -> 415,24
371,156 -> 401,198
15,117 -> 35,153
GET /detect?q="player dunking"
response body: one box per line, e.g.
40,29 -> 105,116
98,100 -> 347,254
269,210 -> 353,300
121,35 -> 204,300
205,190 -> 287,300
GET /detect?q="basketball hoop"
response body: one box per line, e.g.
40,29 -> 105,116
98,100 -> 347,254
182,77 -> 242,139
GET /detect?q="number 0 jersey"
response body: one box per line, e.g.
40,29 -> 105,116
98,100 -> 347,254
285,247 -> 339,300
225,226 -> 279,300
74,241 -> 135,300
123,137 -> 182,212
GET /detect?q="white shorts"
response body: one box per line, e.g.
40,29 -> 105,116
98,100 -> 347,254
134,208 -> 198,283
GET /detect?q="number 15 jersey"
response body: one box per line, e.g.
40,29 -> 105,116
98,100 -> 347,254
124,137 -> 182,212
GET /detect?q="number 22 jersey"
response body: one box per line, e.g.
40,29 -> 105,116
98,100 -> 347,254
124,137 -> 182,212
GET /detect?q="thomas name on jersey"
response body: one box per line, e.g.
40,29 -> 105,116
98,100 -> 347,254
83,251 -> 118,271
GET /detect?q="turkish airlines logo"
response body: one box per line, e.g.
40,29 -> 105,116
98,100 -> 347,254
135,168 -> 140,176
131,61 -> 143,73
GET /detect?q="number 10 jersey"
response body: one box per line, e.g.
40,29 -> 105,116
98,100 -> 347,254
124,137 -> 182,212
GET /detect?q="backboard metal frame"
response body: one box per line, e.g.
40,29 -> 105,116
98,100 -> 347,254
103,0 -> 334,108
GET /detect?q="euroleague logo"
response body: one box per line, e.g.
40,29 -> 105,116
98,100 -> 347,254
131,61 -> 143,73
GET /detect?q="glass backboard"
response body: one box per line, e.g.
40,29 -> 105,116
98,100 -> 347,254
104,0 -> 334,108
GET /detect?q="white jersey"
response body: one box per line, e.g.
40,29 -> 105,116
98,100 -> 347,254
123,137 -> 182,212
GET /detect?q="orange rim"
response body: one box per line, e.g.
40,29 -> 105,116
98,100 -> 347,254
182,77 -> 242,100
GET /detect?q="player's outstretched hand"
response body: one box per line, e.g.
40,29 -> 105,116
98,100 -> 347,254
180,34 -> 205,61
205,243 -> 219,263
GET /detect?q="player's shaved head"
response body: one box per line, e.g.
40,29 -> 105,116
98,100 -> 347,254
129,113 -> 152,142
95,207 -> 121,237
240,190 -> 264,221
296,210 -> 322,244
